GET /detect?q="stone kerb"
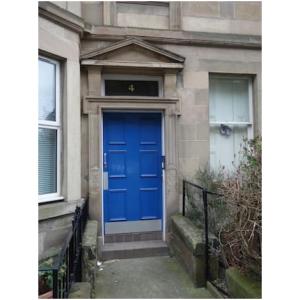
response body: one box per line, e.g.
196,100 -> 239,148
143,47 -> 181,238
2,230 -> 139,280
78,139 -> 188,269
168,214 -> 219,287
225,267 -> 262,299
82,220 -> 98,298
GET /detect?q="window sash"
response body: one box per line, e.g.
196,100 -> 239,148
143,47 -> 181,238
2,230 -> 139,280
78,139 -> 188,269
38,57 -> 60,127
38,125 -> 61,201
38,56 -> 61,202
210,126 -> 249,171
209,76 -> 253,125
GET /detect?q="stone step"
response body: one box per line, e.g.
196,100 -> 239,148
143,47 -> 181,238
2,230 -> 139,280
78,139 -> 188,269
100,240 -> 169,260
104,231 -> 162,243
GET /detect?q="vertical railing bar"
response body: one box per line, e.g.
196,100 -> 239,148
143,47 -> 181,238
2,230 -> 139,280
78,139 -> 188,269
66,246 -> 70,295
57,276 -> 60,299
75,219 -> 78,282
71,235 -> 74,283
203,189 -> 209,285
78,210 -> 82,281
62,274 -> 65,299
59,276 -> 62,299
53,269 -> 58,299
182,180 -> 186,216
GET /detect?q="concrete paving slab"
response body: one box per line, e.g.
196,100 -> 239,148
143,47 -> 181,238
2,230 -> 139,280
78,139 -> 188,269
95,256 -> 213,298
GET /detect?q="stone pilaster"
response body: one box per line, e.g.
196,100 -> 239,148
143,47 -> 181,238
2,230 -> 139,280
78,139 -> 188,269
165,107 -> 178,226
164,72 -> 181,114
87,68 -> 102,96
164,72 -> 177,98
88,113 -> 102,234
103,1 -> 117,26
169,2 -> 182,30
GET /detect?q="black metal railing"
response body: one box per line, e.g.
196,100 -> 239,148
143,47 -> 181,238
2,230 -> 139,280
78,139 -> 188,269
183,180 -> 231,296
182,180 -> 222,285
39,199 -> 88,298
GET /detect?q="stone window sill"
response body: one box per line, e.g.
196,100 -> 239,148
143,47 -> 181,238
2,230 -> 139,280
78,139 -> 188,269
38,198 -> 85,221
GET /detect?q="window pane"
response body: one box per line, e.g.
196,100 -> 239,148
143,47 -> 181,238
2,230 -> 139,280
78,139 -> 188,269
210,78 -> 233,122
210,126 -> 248,171
105,80 -> 159,96
233,79 -> 249,122
209,78 -> 249,122
39,59 -> 56,121
39,128 -> 57,195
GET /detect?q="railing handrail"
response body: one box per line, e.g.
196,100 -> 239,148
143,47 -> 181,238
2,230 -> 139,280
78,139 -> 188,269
183,179 -> 223,196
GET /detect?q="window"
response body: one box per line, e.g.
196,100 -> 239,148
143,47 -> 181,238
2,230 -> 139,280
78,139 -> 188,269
116,2 -> 170,30
38,57 -> 62,202
209,75 -> 253,171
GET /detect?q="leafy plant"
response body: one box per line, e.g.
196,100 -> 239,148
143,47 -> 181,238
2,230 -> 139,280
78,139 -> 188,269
195,165 -> 224,193
39,257 -> 67,295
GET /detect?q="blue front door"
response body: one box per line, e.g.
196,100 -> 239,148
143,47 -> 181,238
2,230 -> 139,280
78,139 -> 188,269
103,112 -> 163,234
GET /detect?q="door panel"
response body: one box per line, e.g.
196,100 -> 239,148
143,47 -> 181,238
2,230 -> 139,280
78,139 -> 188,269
103,113 -> 162,233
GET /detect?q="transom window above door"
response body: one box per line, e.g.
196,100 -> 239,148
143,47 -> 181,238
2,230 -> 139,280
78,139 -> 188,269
102,75 -> 163,97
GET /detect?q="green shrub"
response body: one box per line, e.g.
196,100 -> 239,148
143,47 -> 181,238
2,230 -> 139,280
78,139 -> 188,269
38,257 -> 67,295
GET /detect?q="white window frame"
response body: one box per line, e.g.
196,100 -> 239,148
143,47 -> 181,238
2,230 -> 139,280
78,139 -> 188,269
209,75 -> 254,170
38,56 -> 63,203
101,74 -> 163,97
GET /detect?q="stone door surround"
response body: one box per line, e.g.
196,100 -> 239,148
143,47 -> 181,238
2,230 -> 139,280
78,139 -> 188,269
81,37 -> 185,238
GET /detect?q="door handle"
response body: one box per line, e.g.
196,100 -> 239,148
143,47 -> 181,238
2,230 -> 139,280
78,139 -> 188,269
161,155 -> 165,170
104,152 -> 107,169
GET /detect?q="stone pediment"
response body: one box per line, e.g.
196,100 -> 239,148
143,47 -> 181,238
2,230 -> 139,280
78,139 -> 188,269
80,37 -> 185,65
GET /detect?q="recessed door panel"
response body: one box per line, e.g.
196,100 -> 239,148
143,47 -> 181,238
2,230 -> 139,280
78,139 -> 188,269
107,189 -> 127,221
140,187 -> 159,220
108,150 -> 127,178
140,150 -> 158,177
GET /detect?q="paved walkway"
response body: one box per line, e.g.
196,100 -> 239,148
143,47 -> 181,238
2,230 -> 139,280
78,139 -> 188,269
95,256 -> 213,298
